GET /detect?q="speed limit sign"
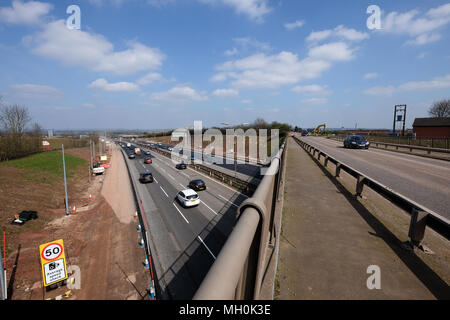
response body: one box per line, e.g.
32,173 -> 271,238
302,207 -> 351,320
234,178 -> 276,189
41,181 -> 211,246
39,239 -> 68,286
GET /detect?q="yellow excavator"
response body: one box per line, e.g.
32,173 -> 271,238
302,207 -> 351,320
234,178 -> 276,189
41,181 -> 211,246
313,124 -> 327,134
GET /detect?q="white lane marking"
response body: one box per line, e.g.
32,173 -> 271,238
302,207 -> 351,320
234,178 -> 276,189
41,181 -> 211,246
154,177 -> 159,184
151,150 -> 249,198
198,236 -> 216,260
180,171 -> 190,178
173,203 -> 189,224
218,195 -> 239,207
168,173 -> 175,181
202,201 -> 218,215
160,186 -> 169,197
179,183 -> 185,188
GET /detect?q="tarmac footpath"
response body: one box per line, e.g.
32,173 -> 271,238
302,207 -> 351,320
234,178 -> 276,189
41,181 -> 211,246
275,137 -> 441,299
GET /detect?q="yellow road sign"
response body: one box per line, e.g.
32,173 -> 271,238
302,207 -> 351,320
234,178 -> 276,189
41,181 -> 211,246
39,239 -> 68,287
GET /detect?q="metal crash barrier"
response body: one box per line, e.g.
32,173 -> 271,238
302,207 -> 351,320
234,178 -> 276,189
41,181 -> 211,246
292,135 -> 450,249
193,142 -> 286,300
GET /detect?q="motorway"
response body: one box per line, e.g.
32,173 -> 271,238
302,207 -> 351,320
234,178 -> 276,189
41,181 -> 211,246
297,136 -> 450,219
136,140 -> 264,184
120,143 -> 249,299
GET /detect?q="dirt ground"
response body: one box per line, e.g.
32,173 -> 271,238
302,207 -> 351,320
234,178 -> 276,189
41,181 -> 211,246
1,144 -> 150,300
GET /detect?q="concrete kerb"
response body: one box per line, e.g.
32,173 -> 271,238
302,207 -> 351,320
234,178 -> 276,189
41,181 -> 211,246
119,146 -> 159,300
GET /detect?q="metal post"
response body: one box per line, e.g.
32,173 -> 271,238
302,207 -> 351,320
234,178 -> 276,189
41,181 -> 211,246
89,139 -> 92,183
402,105 -> 407,137
393,106 -> 397,135
408,209 -> 428,247
1,231 -> 6,300
62,145 -> 69,216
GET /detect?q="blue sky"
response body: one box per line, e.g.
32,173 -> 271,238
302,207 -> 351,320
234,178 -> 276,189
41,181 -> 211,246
0,0 -> 449,130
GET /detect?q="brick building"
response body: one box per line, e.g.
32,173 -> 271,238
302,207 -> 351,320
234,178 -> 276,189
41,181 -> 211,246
412,117 -> 450,138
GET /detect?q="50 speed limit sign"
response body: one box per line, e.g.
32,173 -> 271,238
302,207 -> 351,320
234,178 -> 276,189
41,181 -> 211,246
39,239 -> 68,286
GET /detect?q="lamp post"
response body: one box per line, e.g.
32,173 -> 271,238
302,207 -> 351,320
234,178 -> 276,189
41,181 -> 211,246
62,144 -> 69,216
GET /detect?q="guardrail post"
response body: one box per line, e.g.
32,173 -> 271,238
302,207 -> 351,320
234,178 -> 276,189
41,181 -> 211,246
408,209 -> 427,246
324,156 -> 329,167
356,175 -> 366,197
335,163 -> 341,177
407,209 -> 434,254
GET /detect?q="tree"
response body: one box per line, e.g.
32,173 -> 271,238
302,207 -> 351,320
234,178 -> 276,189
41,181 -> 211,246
0,104 -> 31,138
0,104 -> 31,159
428,99 -> 450,117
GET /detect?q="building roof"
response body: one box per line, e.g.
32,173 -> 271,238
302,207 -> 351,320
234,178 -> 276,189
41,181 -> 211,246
413,117 -> 450,127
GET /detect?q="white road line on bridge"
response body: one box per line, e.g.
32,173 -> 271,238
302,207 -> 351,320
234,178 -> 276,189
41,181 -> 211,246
198,236 -> 216,260
218,195 -> 239,207
202,201 -> 218,216
173,203 -> 189,224
154,177 -> 159,184
160,186 -> 169,198
179,183 -> 185,188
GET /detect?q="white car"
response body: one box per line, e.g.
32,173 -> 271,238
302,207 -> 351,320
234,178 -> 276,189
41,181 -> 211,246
176,189 -> 200,207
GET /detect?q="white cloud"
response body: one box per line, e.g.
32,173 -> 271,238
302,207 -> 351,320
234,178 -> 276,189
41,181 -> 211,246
136,72 -> 163,85
88,78 -> 140,92
0,0 -> 52,26
212,40 -> 359,90
241,99 -> 252,104
399,74 -> 450,91
302,97 -> 328,105
307,25 -> 369,43
363,86 -> 396,96
232,37 -> 272,52
284,20 -> 305,31
364,74 -> 450,95
151,86 -> 208,101
308,42 -> 355,61
200,0 -> 271,22
30,20 -> 165,75
224,47 -> 238,56
292,84 -> 331,95
9,83 -> 63,99
381,3 -> 450,45
212,88 -> 239,97
364,72 -> 379,79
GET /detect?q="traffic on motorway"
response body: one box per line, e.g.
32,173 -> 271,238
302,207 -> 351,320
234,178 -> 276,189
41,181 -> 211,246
118,141 -> 249,299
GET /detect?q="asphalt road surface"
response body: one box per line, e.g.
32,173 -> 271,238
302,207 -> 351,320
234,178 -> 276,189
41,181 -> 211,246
121,144 -> 248,299
297,136 -> 450,219
136,140 -> 264,183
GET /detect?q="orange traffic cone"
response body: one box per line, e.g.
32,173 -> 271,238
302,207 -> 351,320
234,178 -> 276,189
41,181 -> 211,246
89,194 -> 92,200
72,206 -> 76,214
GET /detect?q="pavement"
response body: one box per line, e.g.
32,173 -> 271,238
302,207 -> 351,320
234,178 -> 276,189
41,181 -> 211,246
275,136 -> 450,299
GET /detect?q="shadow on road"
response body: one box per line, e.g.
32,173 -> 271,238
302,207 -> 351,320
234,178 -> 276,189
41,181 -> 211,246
157,193 -> 247,300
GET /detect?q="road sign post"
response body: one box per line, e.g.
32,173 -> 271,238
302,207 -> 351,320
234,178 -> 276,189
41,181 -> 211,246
39,239 -> 68,288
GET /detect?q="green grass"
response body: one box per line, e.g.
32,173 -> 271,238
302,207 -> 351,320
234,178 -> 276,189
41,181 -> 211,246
1,150 -> 87,184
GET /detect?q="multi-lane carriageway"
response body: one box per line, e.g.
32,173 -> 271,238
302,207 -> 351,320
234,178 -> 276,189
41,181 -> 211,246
119,143 -> 250,299
297,135 -> 450,219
